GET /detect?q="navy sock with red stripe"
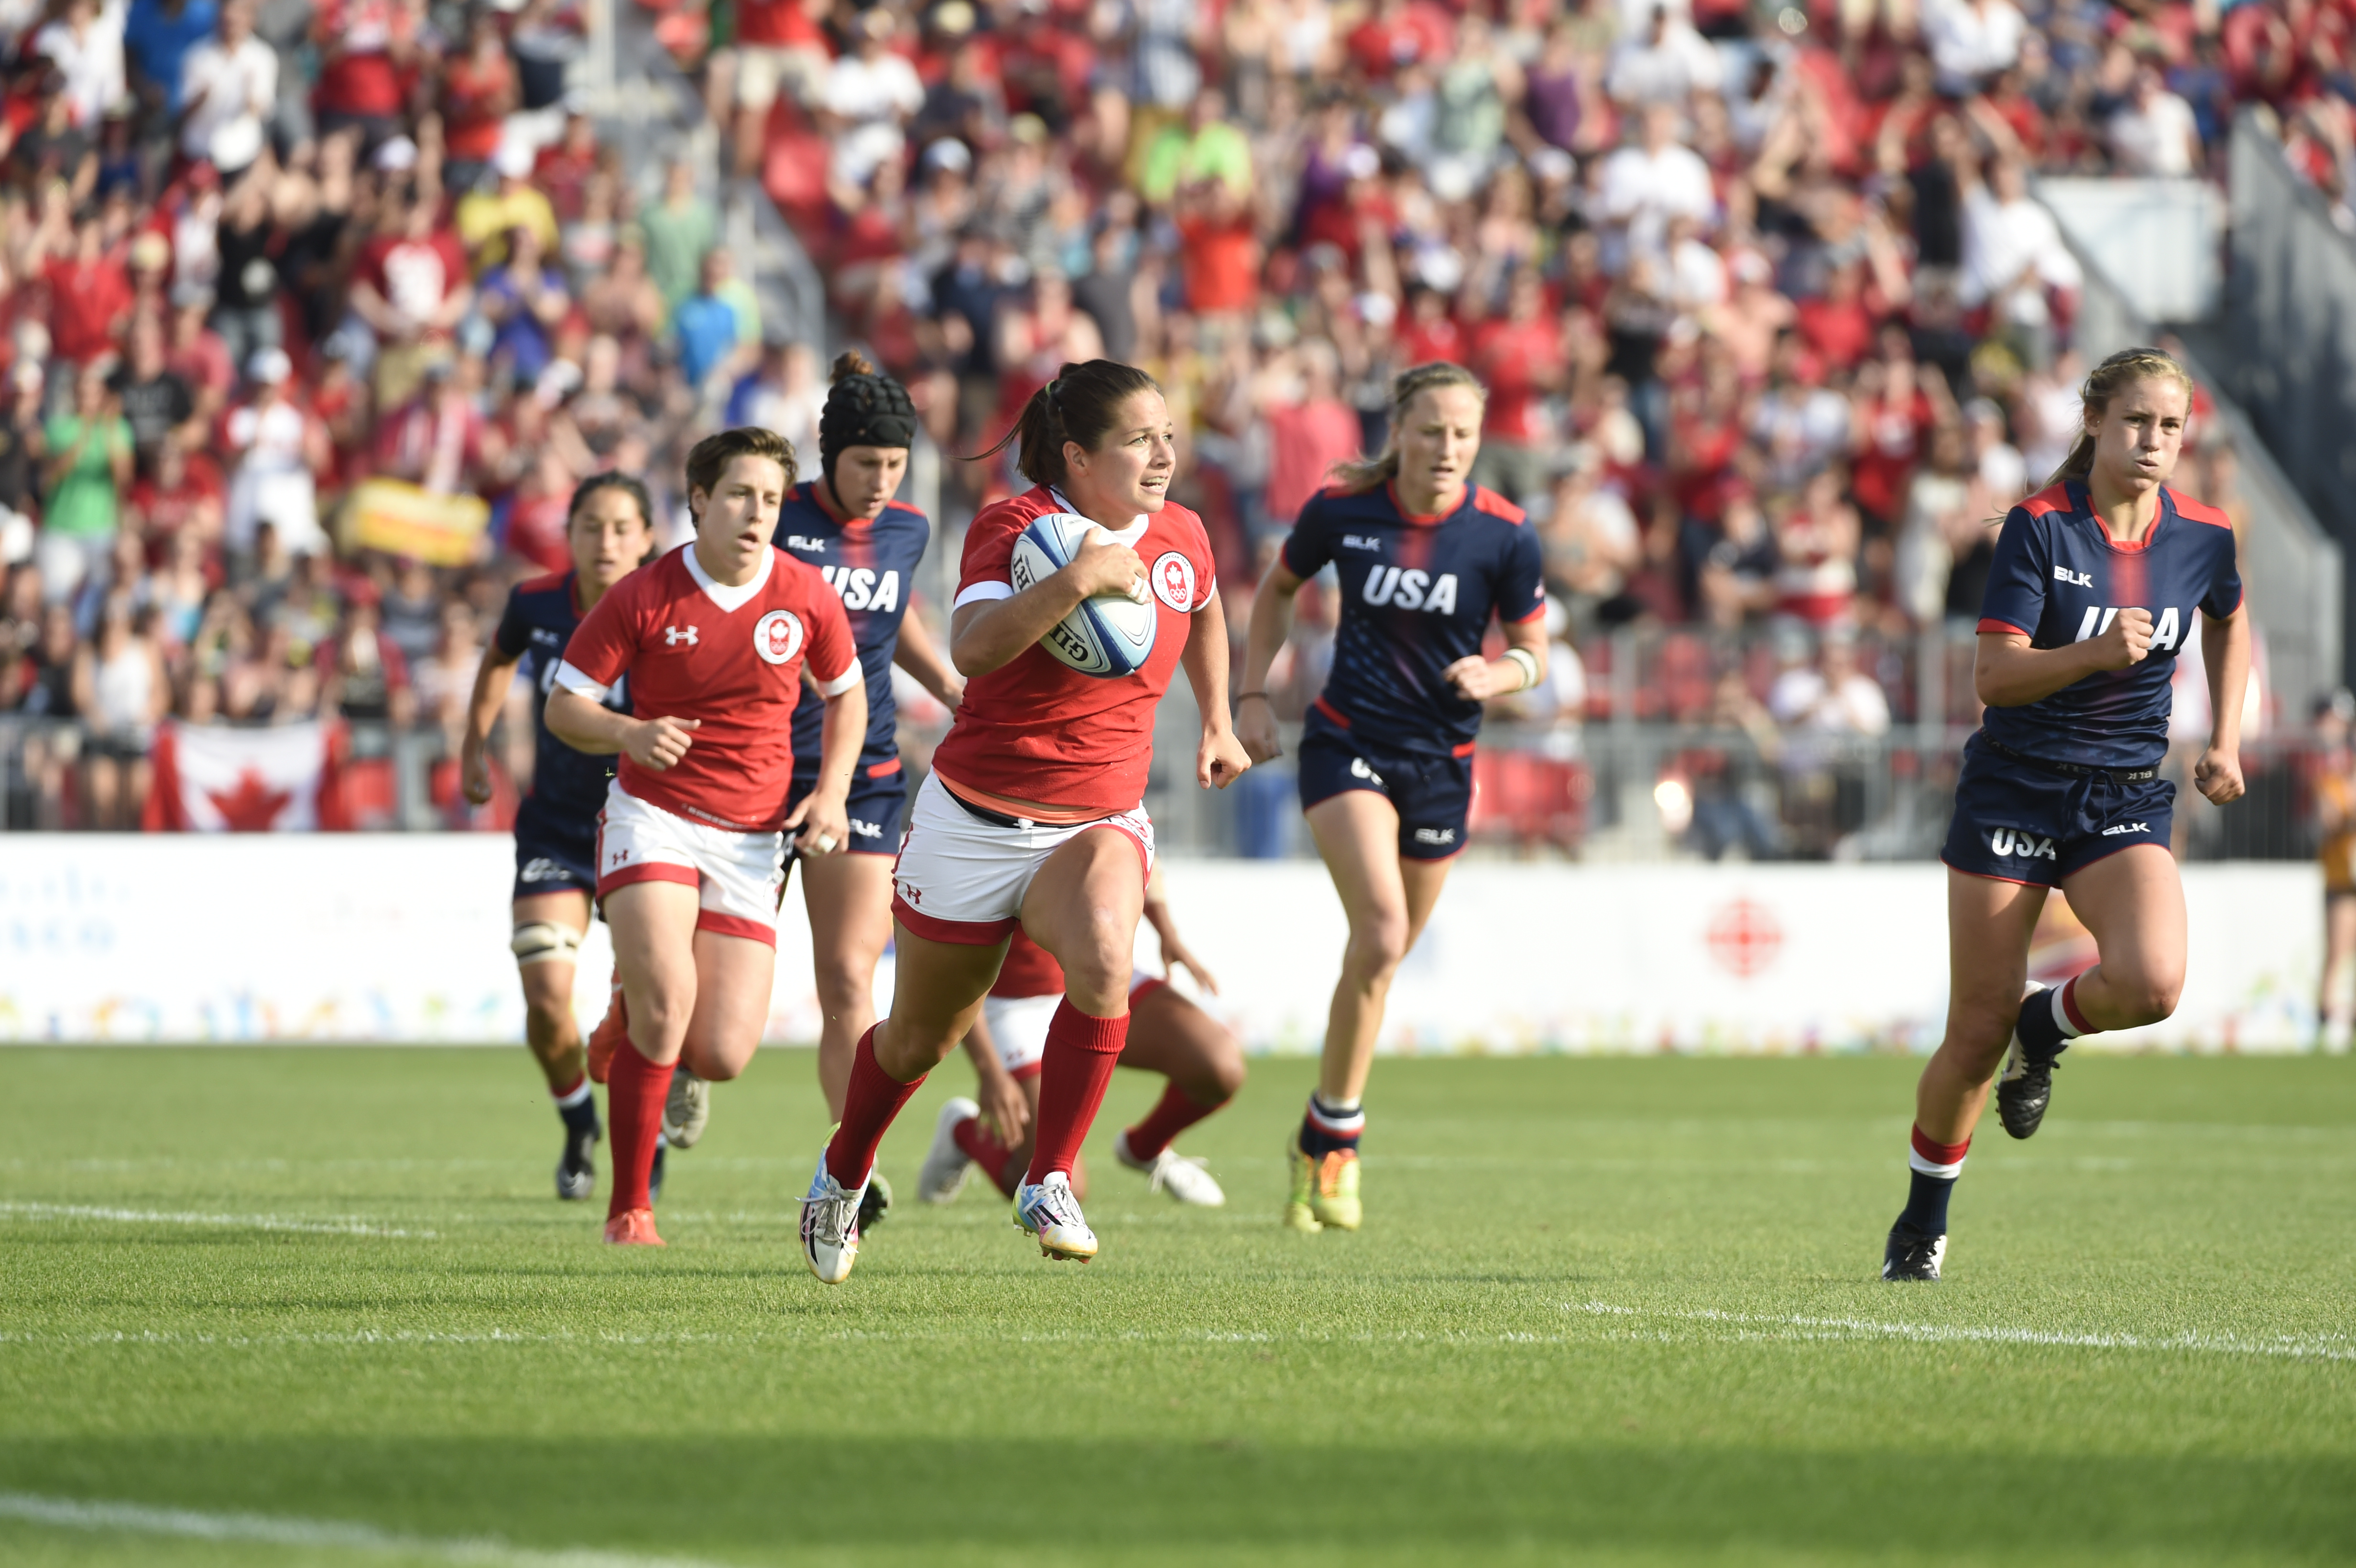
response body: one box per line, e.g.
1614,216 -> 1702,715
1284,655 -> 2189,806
1298,1094 -> 1364,1157
2014,977 -> 2090,1064
1898,1124 -> 1969,1237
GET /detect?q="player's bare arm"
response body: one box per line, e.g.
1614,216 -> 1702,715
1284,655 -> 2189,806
459,642 -> 525,805
1973,610 -> 2154,709
892,609 -> 965,709
1442,613 -> 1550,702
949,527 -> 1146,676
1235,558 -> 1304,763
783,671 -> 868,854
545,688 -> 697,771
2196,602 -> 2251,805
1181,590 -> 1250,789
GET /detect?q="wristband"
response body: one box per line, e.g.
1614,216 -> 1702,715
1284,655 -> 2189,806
1502,647 -> 1539,692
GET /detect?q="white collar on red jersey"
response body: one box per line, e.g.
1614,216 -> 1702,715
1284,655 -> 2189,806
1048,488 -> 1150,546
679,537 -> 775,613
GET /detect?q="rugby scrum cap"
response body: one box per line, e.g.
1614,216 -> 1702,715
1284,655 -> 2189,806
818,364 -> 918,474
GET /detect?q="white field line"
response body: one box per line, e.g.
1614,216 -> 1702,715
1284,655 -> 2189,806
1571,1302 -> 2356,1362
0,1492 -> 729,1568
0,1201 -> 432,1238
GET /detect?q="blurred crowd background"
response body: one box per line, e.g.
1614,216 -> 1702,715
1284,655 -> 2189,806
0,0 -> 2344,862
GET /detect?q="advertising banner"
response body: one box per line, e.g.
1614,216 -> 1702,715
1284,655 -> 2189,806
0,838 -> 2322,1052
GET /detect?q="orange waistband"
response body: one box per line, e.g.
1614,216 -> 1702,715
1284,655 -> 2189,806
933,767 -> 1112,827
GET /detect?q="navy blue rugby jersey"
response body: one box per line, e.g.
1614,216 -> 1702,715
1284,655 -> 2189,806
773,481 -> 932,772
1975,481 -> 2243,771
493,570 -> 631,821
1282,480 -> 1547,755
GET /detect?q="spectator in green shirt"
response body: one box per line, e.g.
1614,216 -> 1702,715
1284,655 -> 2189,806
1138,87 -> 1254,207
642,158 -> 718,320
35,361 -> 134,602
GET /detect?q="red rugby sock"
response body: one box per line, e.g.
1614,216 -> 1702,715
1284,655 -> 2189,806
823,1026 -> 924,1189
953,1115 -> 1021,1198
1123,1082 -> 1223,1161
1024,1002 -> 1128,1186
606,1040 -> 674,1221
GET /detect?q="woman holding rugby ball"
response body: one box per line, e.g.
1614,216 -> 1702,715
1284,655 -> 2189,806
797,359 -> 1251,1282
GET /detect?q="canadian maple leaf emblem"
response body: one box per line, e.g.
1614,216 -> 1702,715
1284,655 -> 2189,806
206,767 -> 293,831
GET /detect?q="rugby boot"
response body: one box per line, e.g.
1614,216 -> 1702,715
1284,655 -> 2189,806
1882,1225 -> 1946,1281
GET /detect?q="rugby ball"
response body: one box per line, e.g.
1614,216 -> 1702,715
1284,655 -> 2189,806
1008,512 -> 1156,678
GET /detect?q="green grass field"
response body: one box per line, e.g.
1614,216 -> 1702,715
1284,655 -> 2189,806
0,1046 -> 2350,1568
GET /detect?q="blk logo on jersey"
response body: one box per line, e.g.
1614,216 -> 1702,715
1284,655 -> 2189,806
1413,827 -> 1457,846
818,565 -> 903,612
519,857 -> 564,882
1341,534 -> 1383,551
1989,828 -> 2058,860
2102,821 -> 2151,837
2072,605 -> 2184,652
664,625 -> 699,647
753,609 -> 806,666
1151,551 -> 1197,612
2053,565 -> 2094,588
786,535 -> 828,551
1361,565 -> 1461,614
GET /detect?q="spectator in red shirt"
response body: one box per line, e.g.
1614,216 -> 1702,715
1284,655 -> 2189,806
125,435 -> 225,567
312,0 -> 414,147
1263,337 -> 1364,533
45,217 -> 132,365
1396,283 -> 1465,366
1347,0 -> 1455,83
1470,268 -> 1565,506
438,10 -> 517,192
371,358 -> 491,496
1174,177 -> 1260,319
350,193 -> 473,408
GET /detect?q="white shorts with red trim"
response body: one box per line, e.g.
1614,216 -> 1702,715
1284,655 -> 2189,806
597,783 -> 784,948
983,970 -> 1164,1077
891,772 -> 1154,945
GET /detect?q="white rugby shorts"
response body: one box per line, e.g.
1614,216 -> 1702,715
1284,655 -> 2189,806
596,783 -> 784,947
890,772 -> 1154,945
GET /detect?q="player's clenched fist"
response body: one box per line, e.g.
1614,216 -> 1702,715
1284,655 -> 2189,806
2091,607 -> 2154,670
1068,526 -> 1148,602
626,716 -> 699,770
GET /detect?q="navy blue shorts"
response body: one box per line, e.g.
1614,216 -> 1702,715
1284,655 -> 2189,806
512,797 -> 599,902
1297,710 -> 1472,861
785,762 -> 909,858
1940,732 -> 2176,887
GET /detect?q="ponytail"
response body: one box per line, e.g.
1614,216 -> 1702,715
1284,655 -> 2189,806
970,359 -> 1162,491
2042,346 -> 2196,490
1329,361 -> 1488,495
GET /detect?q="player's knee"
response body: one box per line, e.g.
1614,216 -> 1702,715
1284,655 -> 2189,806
1344,911 -> 1412,981
2113,967 -> 2183,1026
1203,1045 -> 1246,1102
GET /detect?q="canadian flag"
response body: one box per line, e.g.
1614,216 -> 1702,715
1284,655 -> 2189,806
144,720 -> 352,832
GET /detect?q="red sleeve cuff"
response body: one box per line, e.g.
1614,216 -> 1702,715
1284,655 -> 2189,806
1976,618 -> 2030,638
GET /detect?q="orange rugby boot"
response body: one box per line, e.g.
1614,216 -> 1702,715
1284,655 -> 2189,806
602,1207 -> 664,1246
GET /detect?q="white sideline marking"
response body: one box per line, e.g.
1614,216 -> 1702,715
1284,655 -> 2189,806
0,1492 -> 727,1568
1572,1302 -> 2356,1362
0,1201 -> 432,1238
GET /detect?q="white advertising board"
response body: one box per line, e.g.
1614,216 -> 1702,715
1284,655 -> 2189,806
0,838 -> 2321,1052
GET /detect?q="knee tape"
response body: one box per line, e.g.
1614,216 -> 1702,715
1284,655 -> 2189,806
510,922 -> 582,968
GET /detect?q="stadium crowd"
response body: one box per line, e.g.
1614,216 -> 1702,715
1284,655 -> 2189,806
0,0 -> 2319,850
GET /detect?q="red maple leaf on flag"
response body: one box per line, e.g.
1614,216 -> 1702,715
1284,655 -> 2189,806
206,768 -> 294,831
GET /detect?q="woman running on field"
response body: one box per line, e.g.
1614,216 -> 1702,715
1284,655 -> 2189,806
459,474 -> 656,1201
1235,361 -> 1548,1234
796,358 -> 1250,1282
547,427 -> 868,1248
914,862 -> 1243,1209
651,353 -> 965,1236
1884,346 -> 2248,1282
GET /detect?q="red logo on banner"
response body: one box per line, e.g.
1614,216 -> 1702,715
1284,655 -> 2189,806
207,769 -> 295,832
1706,897 -> 1783,979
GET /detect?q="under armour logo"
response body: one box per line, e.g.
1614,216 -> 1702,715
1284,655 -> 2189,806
664,625 -> 699,646
897,881 -> 921,905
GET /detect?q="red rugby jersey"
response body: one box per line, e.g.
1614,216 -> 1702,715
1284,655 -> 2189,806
556,543 -> 857,832
931,485 -> 1217,816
